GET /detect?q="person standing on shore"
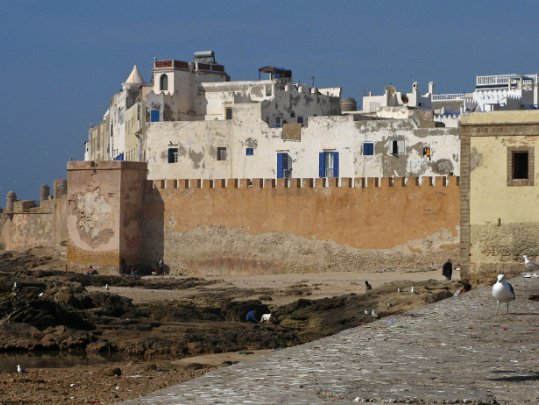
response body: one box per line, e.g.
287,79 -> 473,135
442,259 -> 453,281
157,258 -> 165,275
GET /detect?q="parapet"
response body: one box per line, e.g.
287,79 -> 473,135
147,176 -> 460,191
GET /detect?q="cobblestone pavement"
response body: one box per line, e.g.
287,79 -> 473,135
122,277 -> 539,404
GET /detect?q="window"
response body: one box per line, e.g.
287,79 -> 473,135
391,139 -> 405,155
168,148 -> 179,163
297,116 -> 304,125
363,142 -> 374,155
246,147 -> 254,156
513,152 -> 528,179
319,151 -> 339,178
150,109 -> 160,122
277,152 -> 292,178
159,74 -> 168,91
217,147 -> 227,161
275,117 -> 281,128
508,147 -> 534,186
225,108 -> 233,120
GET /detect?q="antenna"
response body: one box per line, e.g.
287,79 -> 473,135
311,76 -> 315,88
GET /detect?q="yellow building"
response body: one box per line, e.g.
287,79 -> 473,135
460,111 -> 539,281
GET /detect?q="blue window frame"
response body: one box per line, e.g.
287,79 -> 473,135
246,147 -> 254,156
150,109 -> 160,122
363,142 -> 374,155
319,151 -> 339,178
277,152 -> 292,178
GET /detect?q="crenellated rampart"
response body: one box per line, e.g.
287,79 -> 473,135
2,161 -> 461,275
142,176 -> 460,274
0,180 -> 68,251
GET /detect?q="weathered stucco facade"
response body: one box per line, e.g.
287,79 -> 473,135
66,161 -> 147,274
460,111 -> 539,280
3,161 -> 459,275
146,109 -> 459,181
0,181 -> 68,252
144,175 -> 460,275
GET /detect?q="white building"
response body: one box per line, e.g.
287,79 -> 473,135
146,106 -> 459,181
86,51 -> 341,163
86,52 -> 460,181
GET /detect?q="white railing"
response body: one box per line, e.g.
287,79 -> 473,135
476,74 -> 517,87
432,93 -> 465,101
475,74 -> 536,87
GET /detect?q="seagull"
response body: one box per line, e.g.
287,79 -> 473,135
386,302 -> 392,308
523,255 -> 538,271
364,309 -> 370,315
371,309 -> 378,318
12,282 -> 18,291
492,274 -> 515,314
397,287 -> 401,293
16,364 -> 25,373
410,286 -> 416,294
105,284 -> 109,291
38,292 -> 44,297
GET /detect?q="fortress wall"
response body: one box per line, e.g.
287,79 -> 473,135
143,176 -> 460,274
0,198 -> 67,251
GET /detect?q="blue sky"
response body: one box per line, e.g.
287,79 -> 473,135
1,0 -> 538,200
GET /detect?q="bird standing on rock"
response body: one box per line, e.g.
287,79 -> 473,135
16,364 -> 25,373
492,274 -> 515,314
365,281 -> 372,292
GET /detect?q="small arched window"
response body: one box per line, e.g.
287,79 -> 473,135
159,74 -> 168,91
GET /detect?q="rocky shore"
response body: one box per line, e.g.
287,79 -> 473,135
0,247 -> 465,404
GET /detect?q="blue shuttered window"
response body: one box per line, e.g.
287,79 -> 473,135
319,152 -> 325,178
277,153 -> 292,178
150,110 -> 160,122
363,143 -> 374,155
319,151 -> 339,178
277,153 -> 284,178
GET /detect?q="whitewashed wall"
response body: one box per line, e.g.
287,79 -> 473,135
145,107 -> 459,180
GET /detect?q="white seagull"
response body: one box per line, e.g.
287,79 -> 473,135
523,255 -> 538,271
16,364 -> 25,373
105,284 -> 109,291
492,274 -> 515,314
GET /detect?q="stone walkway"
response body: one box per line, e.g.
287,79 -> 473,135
122,277 -> 539,404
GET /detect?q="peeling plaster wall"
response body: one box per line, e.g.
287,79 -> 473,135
143,177 -> 460,274
88,117 -> 110,161
468,135 -> 539,273
0,198 -> 67,251
260,86 -> 341,128
145,112 -> 459,181
461,111 -> 539,279
66,161 -> 147,274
